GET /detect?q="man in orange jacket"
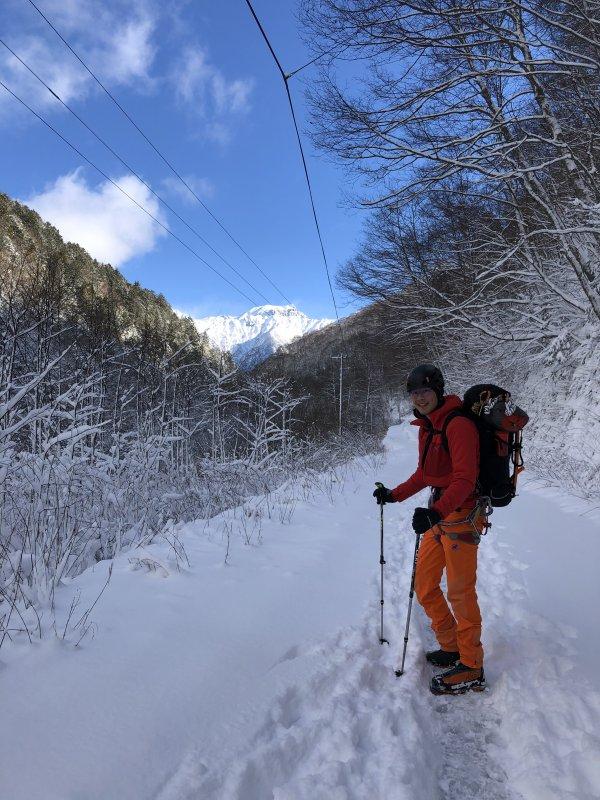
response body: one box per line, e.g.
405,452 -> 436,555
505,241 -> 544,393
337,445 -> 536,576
374,364 -> 486,695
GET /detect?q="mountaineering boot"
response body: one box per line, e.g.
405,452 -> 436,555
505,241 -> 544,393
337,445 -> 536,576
430,662 -> 486,695
425,649 -> 460,668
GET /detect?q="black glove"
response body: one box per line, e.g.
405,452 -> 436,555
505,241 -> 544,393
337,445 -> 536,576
412,507 -> 442,534
373,484 -> 395,505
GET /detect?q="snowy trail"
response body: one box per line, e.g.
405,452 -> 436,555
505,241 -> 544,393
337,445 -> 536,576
2,424 -> 600,799
169,531 -> 519,800
160,425 -> 600,800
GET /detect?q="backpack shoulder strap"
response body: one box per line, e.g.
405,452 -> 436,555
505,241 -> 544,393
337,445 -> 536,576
440,409 -> 470,453
420,409 -> 473,466
419,417 -> 436,469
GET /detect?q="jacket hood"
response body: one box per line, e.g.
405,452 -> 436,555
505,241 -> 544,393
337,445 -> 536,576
410,394 -> 463,428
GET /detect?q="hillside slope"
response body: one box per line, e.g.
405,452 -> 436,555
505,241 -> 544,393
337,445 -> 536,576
258,300 -> 600,499
0,192 -> 224,364
255,302 -> 431,435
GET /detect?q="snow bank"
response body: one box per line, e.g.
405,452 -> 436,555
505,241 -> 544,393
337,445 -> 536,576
0,452 -> 383,800
521,335 -> 600,499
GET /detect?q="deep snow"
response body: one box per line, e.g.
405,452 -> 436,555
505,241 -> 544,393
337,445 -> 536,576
1,424 -> 599,800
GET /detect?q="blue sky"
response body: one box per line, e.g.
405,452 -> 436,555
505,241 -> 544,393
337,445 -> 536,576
0,0 -> 367,321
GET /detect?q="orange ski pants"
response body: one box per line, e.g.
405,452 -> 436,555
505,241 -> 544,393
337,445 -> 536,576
414,511 -> 484,668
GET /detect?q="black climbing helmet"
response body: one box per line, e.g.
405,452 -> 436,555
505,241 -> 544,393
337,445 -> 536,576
406,364 -> 445,400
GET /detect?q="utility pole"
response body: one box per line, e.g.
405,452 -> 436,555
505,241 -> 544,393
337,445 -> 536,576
331,354 -> 344,437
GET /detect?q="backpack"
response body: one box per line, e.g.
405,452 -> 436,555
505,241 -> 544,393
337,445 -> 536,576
439,384 -> 529,507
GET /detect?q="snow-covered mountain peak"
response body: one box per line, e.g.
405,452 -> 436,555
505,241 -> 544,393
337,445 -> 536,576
244,304 -> 296,316
189,304 -> 333,368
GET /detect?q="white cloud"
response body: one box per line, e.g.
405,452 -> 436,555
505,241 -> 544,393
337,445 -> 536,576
92,15 -> 157,86
162,174 -> 215,203
211,73 -> 253,114
174,47 -> 254,137
0,37 -> 89,112
0,1 -> 157,119
24,169 -> 167,267
40,0 -> 157,85
204,121 -> 232,146
176,48 -> 211,106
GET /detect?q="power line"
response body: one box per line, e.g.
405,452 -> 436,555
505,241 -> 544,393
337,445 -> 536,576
243,0 -> 344,334
0,77 -> 260,306
23,0 -> 293,306
0,37 -> 272,306
285,35 -> 357,81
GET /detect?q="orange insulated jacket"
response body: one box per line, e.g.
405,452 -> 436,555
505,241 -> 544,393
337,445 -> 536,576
390,395 -> 480,518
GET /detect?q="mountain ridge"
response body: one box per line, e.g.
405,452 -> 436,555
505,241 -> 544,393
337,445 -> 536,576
190,304 -> 334,368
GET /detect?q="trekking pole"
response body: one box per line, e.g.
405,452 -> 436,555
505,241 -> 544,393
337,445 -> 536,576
374,482 -> 389,645
395,531 -> 422,677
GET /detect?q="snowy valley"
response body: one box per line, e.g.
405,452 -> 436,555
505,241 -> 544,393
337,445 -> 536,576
1,190 -> 600,800
3,0 -> 600,797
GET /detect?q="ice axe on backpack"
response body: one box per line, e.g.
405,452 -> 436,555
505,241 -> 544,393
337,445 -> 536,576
511,429 -> 525,494
374,482 -> 390,646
